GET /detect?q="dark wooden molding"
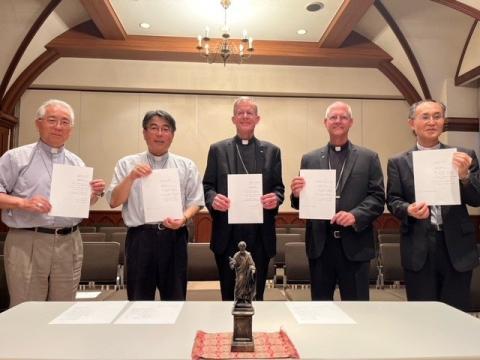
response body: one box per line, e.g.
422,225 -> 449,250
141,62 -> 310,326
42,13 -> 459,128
79,0 -> 127,40
1,50 -> 60,115
455,20 -> 480,86
2,212 -> 480,243
375,0 -> 431,99
319,0 -> 375,48
430,0 -> 480,20
0,126 -> 10,156
0,0 -> 61,102
46,21 -> 392,67
444,117 -> 479,132
377,61 -> 422,105
0,111 -> 18,127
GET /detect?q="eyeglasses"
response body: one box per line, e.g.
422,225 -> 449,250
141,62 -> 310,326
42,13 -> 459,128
43,117 -> 72,128
416,113 -> 444,122
327,115 -> 350,122
146,125 -> 172,134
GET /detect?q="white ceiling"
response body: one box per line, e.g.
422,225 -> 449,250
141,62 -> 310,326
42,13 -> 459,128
110,0 -> 344,42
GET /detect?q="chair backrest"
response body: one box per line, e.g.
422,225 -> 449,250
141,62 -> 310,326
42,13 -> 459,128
275,233 -> 302,268
0,255 -> 10,311
378,233 -> 401,244
98,226 -> 128,242
284,242 -> 310,285
109,232 -> 127,266
0,232 -> 7,242
275,228 -> 288,234
80,232 -> 106,242
187,243 -> 218,281
79,226 -> 97,233
0,240 -> 4,256
288,227 -> 306,241
81,242 -> 120,284
379,243 -> 404,283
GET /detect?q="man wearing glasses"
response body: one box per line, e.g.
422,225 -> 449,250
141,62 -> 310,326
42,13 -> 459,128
0,99 -> 105,307
203,96 -> 285,301
106,110 -> 204,301
290,101 -> 385,301
387,99 -> 480,311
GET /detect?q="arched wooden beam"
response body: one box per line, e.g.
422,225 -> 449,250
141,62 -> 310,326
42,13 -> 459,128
455,20 -> 480,85
1,50 -> 60,115
377,61 -> 422,105
430,0 -> 480,19
46,21 -> 392,67
0,0 -> 61,101
375,0 -> 431,99
79,0 -> 126,40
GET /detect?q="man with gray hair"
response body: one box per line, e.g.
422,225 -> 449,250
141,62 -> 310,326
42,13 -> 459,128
387,99 -> 480,311
203,96 -> 284,301
0,99 -> 106,307
291,101 -> 384,301
107,109 -> 204,301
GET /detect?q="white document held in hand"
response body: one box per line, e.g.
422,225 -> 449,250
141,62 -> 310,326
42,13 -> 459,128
142,168 -> 183,223
49,164 -> 93,218
412,148 -> 460,205
228,173 -> 263,224
299,169 -> 336,220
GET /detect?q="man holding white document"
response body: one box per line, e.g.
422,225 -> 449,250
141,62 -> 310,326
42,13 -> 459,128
387,100 -> 480,311
0,99 -> 105,307
107,110 -> 204,301
203,97 -> 284,301
291,101 -> 384,301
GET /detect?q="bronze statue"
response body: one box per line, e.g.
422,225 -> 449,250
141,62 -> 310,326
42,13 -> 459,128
230,241 -> 256,352
229,241 -> 256,306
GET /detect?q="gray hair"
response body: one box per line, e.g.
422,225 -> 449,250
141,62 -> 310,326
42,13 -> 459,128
233,96 -> 258,115
142,110 -> 176,132
408,100 -> 446,120
325,101 -> 353,119
35,99 -> 75,125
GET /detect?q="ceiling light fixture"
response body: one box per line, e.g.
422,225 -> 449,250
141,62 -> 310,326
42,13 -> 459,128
306,2 -> 324,12
139,22 -> 151,29
196,0 -> 254,66
297,29 -> 307,35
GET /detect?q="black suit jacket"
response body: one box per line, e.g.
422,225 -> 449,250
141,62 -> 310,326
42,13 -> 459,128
291,143 -> 385,261
203,137 -> 285,258
387,144 -> 480,272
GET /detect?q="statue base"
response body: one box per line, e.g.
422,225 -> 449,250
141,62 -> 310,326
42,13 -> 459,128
231,303 -> 255,352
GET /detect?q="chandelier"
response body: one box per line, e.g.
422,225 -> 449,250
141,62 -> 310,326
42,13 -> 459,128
196,0 -> 254,66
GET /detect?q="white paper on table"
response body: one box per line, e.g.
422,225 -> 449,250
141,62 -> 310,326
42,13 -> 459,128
49,301 -> 128,324
49,164 -> 93,218
142,168 -> 183,223
228,174 -> 263,224
286,302 -> 356,324
114,301 -> 184,324
75,291 -> 101,300
299,169 -> 336,220
412,148 -> 460,205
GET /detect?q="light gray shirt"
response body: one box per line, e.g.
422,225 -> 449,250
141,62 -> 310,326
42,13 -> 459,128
0,141 -> 85,228
106,151 -> 205,227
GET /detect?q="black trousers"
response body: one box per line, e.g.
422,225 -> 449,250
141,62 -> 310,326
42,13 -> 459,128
309,233 -> 369,301
214,227 -> 270,301
126,225 -> 188,301
404,230 -> 472,312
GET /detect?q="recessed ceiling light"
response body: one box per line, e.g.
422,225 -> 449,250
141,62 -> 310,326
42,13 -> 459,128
297,29 -> 307,35
306,2 -> 324,12
139,22 -> 151,29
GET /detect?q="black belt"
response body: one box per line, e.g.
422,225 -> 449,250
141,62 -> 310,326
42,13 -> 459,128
23,225 -> 78,235
327,225 -> 343,239
135,223 -> 167,231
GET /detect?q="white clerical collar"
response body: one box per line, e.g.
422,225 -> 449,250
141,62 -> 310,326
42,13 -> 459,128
417,142 -> 441,151
38,140 -> 63,155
